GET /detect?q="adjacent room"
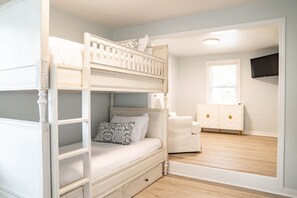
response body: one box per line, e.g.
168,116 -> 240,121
151,23 -> 279,177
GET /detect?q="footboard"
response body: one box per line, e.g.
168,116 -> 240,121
0,118 -> 50,198
84,33 -> 168,92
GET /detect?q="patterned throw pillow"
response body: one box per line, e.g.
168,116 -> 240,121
94,122 -> 135,145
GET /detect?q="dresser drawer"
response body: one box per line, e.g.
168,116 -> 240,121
104,187 -> 122,198
123,163 -> 162,197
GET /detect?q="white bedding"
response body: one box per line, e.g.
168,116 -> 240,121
49,36 -> 151,70
59,138 -> 161,187
49,37 -> 84,69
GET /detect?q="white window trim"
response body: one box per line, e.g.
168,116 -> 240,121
206,59 -> 241,104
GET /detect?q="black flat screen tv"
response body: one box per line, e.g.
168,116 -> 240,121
250,53 -> 279,78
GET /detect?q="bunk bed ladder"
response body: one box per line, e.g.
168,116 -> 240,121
49,63 -> 92,197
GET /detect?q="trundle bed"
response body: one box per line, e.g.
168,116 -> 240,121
0,1 -> 168,197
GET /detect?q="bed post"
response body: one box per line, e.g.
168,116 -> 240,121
38,89 -> 47,123
110,93 -> 114,107
163,93 -> 169,175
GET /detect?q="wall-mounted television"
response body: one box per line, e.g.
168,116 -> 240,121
250,53 -> 279,78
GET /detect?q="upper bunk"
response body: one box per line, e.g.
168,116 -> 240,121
50,33 -> 168,93
0,0 -> 168,94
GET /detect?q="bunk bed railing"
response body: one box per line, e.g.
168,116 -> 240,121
87,33 -> 166,79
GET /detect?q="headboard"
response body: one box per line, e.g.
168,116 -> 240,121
110,107 -> 168,147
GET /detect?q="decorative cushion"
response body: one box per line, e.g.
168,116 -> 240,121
111,114 -> 149,142
118,39 -> 139,49
94,122 -> 135,145
117,34 -> 149,52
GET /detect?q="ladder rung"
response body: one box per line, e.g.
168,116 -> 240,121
59,178 -> 90,195
58,118 -> 88,125
59,148 -> 89,161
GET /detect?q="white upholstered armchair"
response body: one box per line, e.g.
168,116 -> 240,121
168,112 -> 202,153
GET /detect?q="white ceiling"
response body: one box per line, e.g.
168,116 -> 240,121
151,24 -> 279,57
50,0 -> 266,29
50,0 -> 278,57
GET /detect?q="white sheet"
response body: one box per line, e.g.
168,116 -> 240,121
59,138 -> 161,187
49,37 -> 150,70
49,37 -> 84,68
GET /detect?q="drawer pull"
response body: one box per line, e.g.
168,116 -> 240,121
206,114 -> 210,118
228,115 -> 233,120
145,178 -> 149,182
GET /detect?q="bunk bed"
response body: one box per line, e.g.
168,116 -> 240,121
0,1 -> 168,197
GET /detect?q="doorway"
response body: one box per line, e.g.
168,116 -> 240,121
150,18 -> 285,191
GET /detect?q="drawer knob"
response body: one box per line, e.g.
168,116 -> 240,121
228,115 -> 233,120
206,114 -> 210,118
145,178 -> 149,182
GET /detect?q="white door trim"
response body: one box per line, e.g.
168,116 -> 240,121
166,17 -> 287,195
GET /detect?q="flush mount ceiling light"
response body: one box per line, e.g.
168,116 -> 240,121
203,38 -> 220,45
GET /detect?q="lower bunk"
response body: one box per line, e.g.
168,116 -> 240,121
61,107 -> 168,198
61,143 -> 165,198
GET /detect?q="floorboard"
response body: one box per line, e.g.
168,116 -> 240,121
169,132 -> 277,177
135,175 -> 286,198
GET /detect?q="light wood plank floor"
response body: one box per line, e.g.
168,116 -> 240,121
169,132 -> 277,177
135,175 -> 286,198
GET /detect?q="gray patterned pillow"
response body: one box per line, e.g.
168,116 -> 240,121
94,122 -> 135,145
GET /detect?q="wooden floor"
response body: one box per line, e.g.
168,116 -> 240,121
135,175 -> 286,198
169,132 -> 277,177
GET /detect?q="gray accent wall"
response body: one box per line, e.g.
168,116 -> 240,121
114,93 -> 148,108
50,6 -> 113,43
112,0 -> 297,191
0,91 -> 39,121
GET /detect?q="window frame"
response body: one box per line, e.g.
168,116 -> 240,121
206,59 -> 241,104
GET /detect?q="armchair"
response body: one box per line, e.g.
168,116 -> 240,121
168,113 -> 202,153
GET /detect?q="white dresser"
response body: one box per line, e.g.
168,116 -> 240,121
197,103 -> 244,135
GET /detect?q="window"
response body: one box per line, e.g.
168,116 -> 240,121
207,60 -> 240,104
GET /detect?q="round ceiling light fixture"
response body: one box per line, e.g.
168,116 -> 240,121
203,38 -> 220,45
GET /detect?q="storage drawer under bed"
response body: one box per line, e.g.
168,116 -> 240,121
105,163 -> 162,198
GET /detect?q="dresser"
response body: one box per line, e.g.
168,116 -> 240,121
197,103 -> 244,135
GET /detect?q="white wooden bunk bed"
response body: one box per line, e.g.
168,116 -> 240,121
0,1 -> 168,197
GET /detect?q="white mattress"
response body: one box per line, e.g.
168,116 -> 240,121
49,37 -> 149,70
59,138 -> 161,187
49,37 -> 84,69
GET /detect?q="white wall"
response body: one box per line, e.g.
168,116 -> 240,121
112,0 -> 297,190
174,48 -> 278,135
168,55 -> 178,112
241,48 -> 278,135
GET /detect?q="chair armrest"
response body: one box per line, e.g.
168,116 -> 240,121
169,116 -> 193,128
191,121 -> 201,134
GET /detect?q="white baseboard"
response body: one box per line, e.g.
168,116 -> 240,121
243,130 -> 278,137
0,186 -> 28,198
0,186 -> 26,198
168,161 -> 297,198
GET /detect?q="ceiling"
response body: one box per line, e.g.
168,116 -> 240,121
151,24 -> 279,57
50,0 -> 266,29
50,0 -> 278,57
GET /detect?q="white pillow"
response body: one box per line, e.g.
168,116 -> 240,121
137,34 -> 149,52
111,114 -> 149,142
169,112 -> 177,117
140,113 -> 149,139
